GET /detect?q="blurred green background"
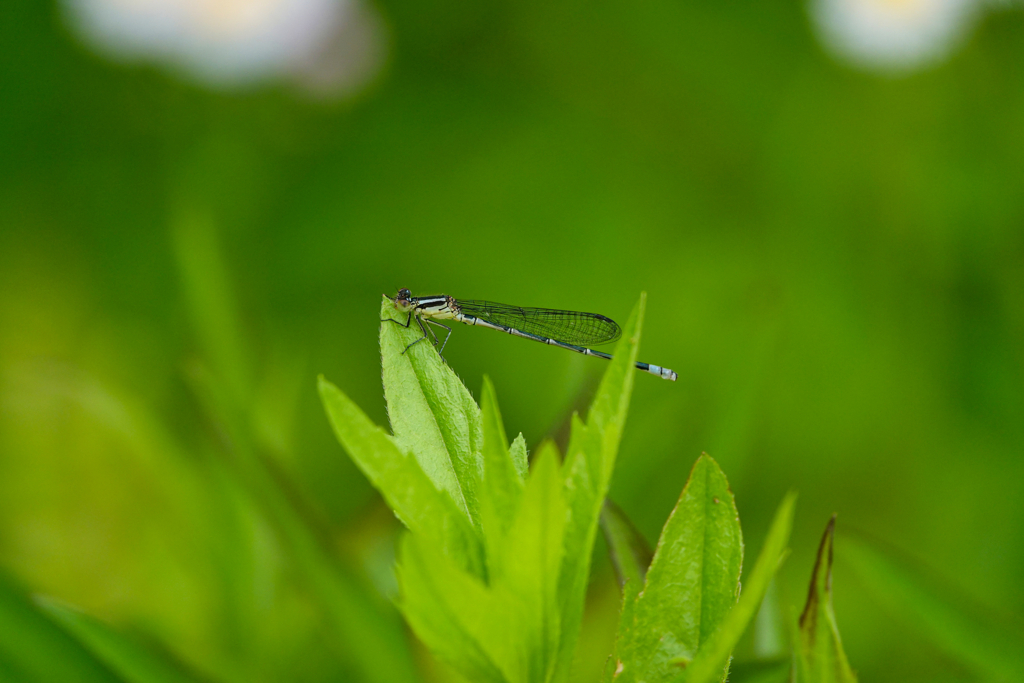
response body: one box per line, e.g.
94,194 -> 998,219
2,0 -> 1023,681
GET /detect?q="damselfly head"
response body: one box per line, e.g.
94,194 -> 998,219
392,288 -> 414,311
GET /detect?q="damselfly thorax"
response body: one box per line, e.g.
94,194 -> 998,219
406,294 -> 460,321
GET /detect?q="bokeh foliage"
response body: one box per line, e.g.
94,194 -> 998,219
2,0 -> 1023,681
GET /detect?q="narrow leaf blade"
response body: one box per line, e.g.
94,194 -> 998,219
600,499 -> 653,592
0,573 -> 125,683
479,376 -> 525,562
554,295 -> 645,682
601,500 -> 652,683
37,598 -> 201,683
171,211 -> 251,404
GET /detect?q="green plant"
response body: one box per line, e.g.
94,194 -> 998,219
317,293 -> 855,683
2,283 -> 1021,682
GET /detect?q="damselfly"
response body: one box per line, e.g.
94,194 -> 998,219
381,289 -> 677,381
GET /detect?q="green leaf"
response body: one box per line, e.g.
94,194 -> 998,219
479,376 -> 526,562
841,533 -> 1024,682
37,598 -> 200,683
495,446 -> 567,682
397,533 -> 510,683
319,375 -> 484,575
679,491 -> 797,683
397,446 -> 567,683
613,454 -> 743,683
554,295 -> 645,683
0,572 -> 124,683
380,296 -> 484,525
794,517 -> 856,683
510,433 -> 529,480
600,499 -> 653,592
373,294 -> 647,683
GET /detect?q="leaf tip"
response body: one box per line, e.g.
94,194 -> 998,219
481,374 -> 497,401
799,514 -> 838,629
317,374 -> 336,399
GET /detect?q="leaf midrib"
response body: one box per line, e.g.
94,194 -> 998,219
409,352 -> 473,518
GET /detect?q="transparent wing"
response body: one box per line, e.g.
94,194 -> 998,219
455,299 -> 622,346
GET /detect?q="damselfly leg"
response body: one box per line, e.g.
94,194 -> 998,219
380,311 -> 426,354
382,308 -> 453,358
424,319 -> 452,355
380,312 -> 412,328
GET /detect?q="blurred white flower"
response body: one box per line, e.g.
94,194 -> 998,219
811,0 -> 980,73
63,0 -> 385,93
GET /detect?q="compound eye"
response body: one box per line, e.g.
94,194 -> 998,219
398,288 -> 410,298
